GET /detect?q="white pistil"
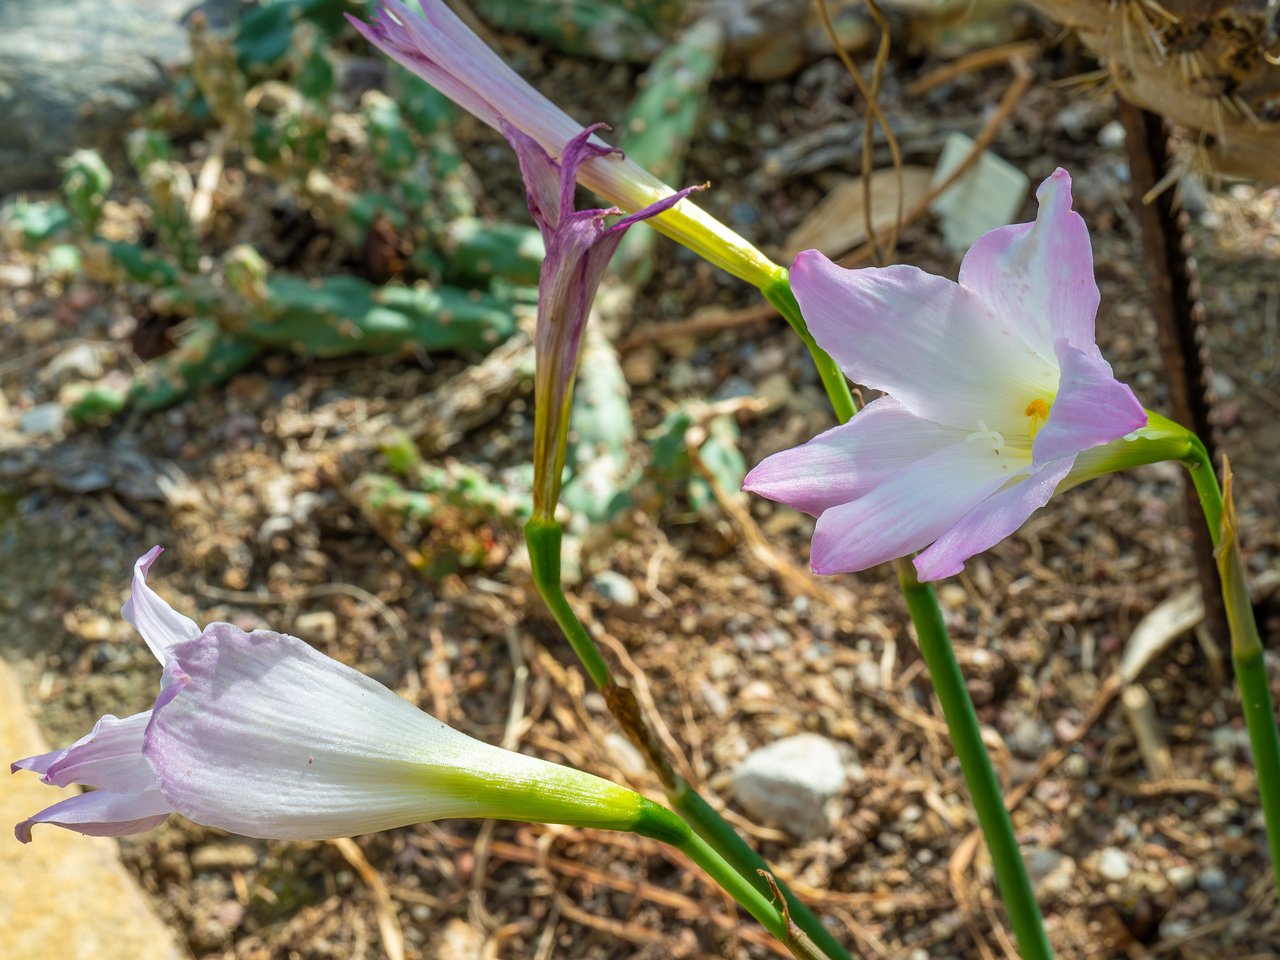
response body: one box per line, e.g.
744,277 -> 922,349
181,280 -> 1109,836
966,419 -> 1005,455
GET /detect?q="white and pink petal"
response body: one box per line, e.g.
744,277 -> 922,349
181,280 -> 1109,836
807,442 -> 1022,575
913,456 -> 1077,581
29,712 -> 157,794
121,546 -> 200,663
790,253 -> 1057,432
744,397 -> 963,517
14,788 -> 172,843
958,169 -> 1100,355
1032,341 -> 1147,464
144,623 -> 640,839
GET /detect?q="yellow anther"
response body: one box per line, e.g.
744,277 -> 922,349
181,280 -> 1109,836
1024,398 -> 1050,438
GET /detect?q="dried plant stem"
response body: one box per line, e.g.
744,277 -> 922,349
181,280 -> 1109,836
839,56 -> 1036,267
896,558 -> 1053,960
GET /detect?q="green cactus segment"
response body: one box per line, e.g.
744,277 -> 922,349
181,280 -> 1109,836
249,93 -> 327,170
126,129 -> 173,175
241,275 -> 516,357
389,67 -> 477,221
234,0 -> 350,70
295,44 -> 335,100
687,415 -> 746,514
61,150 -> 113,234
360,464 -> 531,526
614,16 -> 724,283
89,241 -> 180,287
46,245 -> 82,280
559,327 -> 634,520
440,218 -> 545,287
618,17 -> 723,184
128,319 -> 264,411
468,0 -> 683,62
65,379 -> 131,424
379,427 -> 422,477
9,201 -> 72,246
223,245 -> 270,306
649,405 -> 747,516
364,92 -> 417,176
352,465 -> 531,581
139,161 -> 201,273
393,67 -> 455,136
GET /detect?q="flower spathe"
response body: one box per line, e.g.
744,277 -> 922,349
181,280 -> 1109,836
13,548 -> 652,842
346,0 -> 777,287
507,121 -> 699,518
744,170 -> 1148,581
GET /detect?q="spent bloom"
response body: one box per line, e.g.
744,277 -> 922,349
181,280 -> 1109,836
13,548 -> 663,842
745,170 -> 1147,581
506,121 -> 699,519
346,0 -> 777,286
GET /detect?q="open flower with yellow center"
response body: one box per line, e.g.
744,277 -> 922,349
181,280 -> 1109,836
744,169 -> 1147,581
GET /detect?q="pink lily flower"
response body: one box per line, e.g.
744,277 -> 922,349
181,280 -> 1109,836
346,0 -> 776,286
507,121 -> 699,518
744,170 -> 1147,581
13,548 -> 658,841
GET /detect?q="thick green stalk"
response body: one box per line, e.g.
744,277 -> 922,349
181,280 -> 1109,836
1233,642 -> 1280,877
1179,434 -> 1223,541
632,798 -> 832,960
897,558 -> 1053,960
632,799 -> 787,941
525,517 -> 851,960
671,783 -> 851,960
525,520 -> 611,689
1201,457 -> 1280,880
761,276 -> 858,424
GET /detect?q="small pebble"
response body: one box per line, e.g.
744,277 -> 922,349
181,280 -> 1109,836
589,570 -> 638,607
1098,847 -> 1130,882
1166,865 -> 1196,892
294,610 -> 337,645
1007,717 -> 1053,759
1210,756 -> 1236,782
1198,865 -> 1227,891
18,402 -> 64,435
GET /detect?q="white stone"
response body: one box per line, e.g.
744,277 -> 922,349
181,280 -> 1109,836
731,733 -> 847,840
18,402 -> 64,435
589,570 -> 638,607
1099,846 -> 1131,882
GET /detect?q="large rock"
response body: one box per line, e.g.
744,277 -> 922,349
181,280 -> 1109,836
0,0 -> 226,193
0,657 -> 183,960
731,733 -> 847,841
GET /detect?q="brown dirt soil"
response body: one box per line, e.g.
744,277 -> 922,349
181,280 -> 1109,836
3,14 -> 1280,960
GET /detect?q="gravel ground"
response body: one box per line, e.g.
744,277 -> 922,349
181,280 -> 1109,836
3,12 -> 1280,960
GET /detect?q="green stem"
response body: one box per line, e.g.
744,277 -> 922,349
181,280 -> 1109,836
896,558 -> 1053,960
1180,444 -> 1280,882
525,519 -> 611,689
525,516 -> 851,960
632,800 -> 788,942
1179,435 -> 1223,542
632,799 -> 833,959
1236,645 -> 1280,874
761,276 -> 857,424
671,783 -> 851,960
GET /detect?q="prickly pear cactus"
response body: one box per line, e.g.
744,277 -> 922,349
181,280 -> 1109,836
60,150 -> 113,235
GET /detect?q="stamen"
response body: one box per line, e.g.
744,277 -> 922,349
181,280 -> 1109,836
1024,398 -> 1051,438
966,419 -> 1005,455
